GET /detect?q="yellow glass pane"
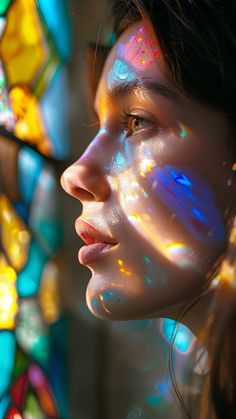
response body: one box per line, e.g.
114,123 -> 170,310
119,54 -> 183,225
10,86 -> 51,155
0,194 -> 30,271
0,253 -> 18,329
39,261 -> 61,324
0,0 -> 50,87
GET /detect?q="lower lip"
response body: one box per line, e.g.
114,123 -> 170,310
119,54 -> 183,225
78,243 -> 117,265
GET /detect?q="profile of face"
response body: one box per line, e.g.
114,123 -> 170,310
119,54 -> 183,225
61,21 -> 235,321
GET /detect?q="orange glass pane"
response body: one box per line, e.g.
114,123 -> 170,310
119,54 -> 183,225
10,86 -> 51,155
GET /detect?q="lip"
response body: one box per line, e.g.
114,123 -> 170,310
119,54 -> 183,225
75,219 -> 118,265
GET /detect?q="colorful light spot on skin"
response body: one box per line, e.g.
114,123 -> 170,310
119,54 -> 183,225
179,123 -> 192,139
116,259 -> 132,275
114,151 -> 126,171
143,255 -> 167,285
165,242 -> 196,269
140,158 -> 156,177
145,276 -> 153,285
155,380 -> 169,395
160,318 -> 196,355
107,59 -> 135,89
128,213 -> 141,222
119,168 -> 201,270
143,256 -> 151,264
92,299 -> 98,308
98,290 -> 124,314
174,172 -> 192,187
100,290 -> 114,302
145,394 -> 162,408
149,165 -> 225,244
123,26 -> 159,70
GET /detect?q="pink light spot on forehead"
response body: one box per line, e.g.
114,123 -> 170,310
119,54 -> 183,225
123,25 -> 159,70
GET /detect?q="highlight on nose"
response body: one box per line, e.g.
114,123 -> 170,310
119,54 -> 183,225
60,162 -> 111,202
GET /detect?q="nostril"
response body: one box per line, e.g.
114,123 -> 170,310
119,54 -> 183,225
70,187 -> 95,201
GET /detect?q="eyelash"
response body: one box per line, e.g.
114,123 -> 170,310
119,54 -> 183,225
120,110 -> 159,138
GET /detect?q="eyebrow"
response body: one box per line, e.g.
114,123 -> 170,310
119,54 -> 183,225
107,77 -> 180,103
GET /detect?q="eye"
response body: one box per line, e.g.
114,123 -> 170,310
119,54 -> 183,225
120,110 -> 159,138
127,115 -> 149,135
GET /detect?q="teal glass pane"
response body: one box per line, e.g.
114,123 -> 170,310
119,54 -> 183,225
0,332 -> 15,397
49,317 -> 69,419
0,393 -> 10,419
37,0 -> 72,60
18,147 -> 44,206
17,240 -> 48,297
40,67 -> 69,159
0,0 -> 11,16
29,167 -> 64,254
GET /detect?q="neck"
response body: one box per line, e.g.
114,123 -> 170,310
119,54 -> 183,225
157,287 -> 216,347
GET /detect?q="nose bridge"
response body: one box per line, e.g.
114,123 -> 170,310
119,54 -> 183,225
81,127 -> 112,168
61,129 -> 112,202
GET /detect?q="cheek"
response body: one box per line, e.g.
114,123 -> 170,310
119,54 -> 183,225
85,251 -> 204,320
117,154 -> 226,272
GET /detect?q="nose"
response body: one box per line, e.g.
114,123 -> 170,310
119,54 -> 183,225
61,158 -> 111,202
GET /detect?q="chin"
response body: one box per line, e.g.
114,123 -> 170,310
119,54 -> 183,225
86,283 -> 130,320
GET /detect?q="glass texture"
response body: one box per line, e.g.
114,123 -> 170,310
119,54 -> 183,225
0,0 -> 49,87
0,0 -> 11,16
37,0 -> 72,60
0,195 -> 30,271
0,332 -> 15,397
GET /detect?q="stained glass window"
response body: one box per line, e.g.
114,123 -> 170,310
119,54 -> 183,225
0,1 -> 71,417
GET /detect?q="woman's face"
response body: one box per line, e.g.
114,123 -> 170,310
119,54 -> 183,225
61,21 -> 235,320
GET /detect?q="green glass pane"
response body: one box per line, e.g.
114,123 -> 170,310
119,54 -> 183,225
24,393 -> 45,419
12,347 -> 29,380
0,0 -> 11,16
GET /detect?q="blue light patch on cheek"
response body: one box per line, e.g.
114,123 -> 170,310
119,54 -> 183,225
107,59 -> 135,88
150,165 -> 226,244
113,146 -> 132,173
114,150 -> 126,170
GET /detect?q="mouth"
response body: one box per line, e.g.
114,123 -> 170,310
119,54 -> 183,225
75,219 -> 118,265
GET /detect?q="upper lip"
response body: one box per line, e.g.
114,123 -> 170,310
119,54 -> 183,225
75,219 -> 118,245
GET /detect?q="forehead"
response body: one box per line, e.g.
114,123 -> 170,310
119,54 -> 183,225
96,21 -> 165,103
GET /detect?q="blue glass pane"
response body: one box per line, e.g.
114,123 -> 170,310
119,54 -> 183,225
13,201 -> 29,222
0,393 -> 10,419
18,147 -> 44,206
37,0 -> 72,61
0,331 -> 15,397
17,240 -> 48,297
40,67 -> 69,159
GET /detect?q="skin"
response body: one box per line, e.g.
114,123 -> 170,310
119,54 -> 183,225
61,22 -> 235,337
